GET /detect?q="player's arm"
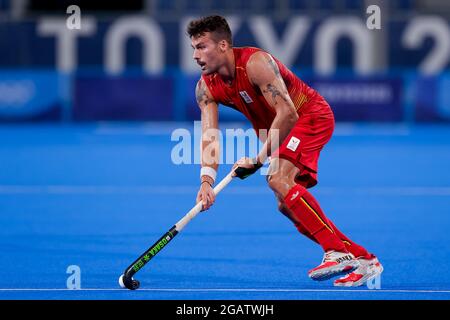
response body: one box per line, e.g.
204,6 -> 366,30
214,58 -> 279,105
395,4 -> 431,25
249,52 -> 298,164
233,52 -> 298,178
196,78 -> 220,210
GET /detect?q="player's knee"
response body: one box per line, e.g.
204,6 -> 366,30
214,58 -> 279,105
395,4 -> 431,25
267,172 -> 288,194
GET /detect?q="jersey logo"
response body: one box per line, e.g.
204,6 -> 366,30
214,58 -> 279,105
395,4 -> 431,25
239,91 -> 253,104
287,136 -> 300,152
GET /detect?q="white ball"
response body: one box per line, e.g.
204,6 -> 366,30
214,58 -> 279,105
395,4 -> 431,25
118,274 -> 126,288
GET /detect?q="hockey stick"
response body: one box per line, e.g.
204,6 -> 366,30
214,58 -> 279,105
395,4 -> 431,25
119,171 -> 235,290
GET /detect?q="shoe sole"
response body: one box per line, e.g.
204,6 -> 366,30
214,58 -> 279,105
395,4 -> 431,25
309,260 -> 360,281
333,264 -> 384,287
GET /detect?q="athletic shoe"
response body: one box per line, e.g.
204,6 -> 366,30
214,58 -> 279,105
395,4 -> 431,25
333,255 -> 383,287
308,251 -> 360,281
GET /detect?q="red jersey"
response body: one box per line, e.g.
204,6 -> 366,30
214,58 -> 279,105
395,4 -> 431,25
201,47 -> 332,134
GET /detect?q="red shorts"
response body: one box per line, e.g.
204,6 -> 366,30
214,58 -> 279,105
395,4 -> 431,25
272,102 -> 335,188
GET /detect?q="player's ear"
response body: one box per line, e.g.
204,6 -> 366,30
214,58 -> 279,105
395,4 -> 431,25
219,39 -> 228,52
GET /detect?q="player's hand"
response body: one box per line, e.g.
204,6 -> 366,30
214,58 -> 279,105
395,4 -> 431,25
197,181 -> 215,211
232,157 -> 263,179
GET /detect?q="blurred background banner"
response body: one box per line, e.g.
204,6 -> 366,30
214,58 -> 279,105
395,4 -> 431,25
73,74 -> 175,121
307,77 -> 403,121
0,0 -> 449,122
0,71 -> 63,121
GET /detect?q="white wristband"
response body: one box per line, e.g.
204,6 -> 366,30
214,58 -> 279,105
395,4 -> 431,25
200,166 -> 217,183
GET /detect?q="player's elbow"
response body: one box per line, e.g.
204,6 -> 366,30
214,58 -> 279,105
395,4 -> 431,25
289,109 -> 299,123
279,107 -> 298,125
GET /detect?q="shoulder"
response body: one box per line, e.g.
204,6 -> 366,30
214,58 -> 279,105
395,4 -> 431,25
195,77 -> 216,106
235,46 -> 264,59
196,77 -> 205,90
245,51 -> 279,85
246,51 -> 273,69
197,73 -> 219,88
195,77 -> 208,96
235,47 -> 268,69
196,76 -> 213,92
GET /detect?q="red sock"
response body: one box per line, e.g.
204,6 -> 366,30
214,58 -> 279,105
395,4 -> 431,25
294,220 -> 319,244
284,184 -> 347,252
286,185 -> 372,258
294,217 -> 371,258
326,220 -> 371,258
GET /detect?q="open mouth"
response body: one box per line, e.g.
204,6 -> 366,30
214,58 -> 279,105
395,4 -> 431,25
198,62 -> 206,70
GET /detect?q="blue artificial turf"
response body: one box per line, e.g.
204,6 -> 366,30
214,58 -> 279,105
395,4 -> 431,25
1,123 -> 449,300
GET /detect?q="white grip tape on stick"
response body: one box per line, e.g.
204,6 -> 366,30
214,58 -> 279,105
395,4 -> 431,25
175,172 -> 234,232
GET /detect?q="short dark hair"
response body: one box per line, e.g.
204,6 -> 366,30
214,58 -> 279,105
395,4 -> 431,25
187,15 -> 232,46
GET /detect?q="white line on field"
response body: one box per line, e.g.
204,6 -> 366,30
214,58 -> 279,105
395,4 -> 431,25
0,288 -> 450,293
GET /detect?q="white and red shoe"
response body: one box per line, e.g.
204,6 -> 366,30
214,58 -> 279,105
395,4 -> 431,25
333,255 -> 383,287
308,251 -> 360,281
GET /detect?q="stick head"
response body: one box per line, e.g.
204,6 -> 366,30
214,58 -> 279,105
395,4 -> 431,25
119,274 -> 140,290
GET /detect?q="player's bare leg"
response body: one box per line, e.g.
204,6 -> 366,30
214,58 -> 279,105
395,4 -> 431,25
267,158 -> 360,281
